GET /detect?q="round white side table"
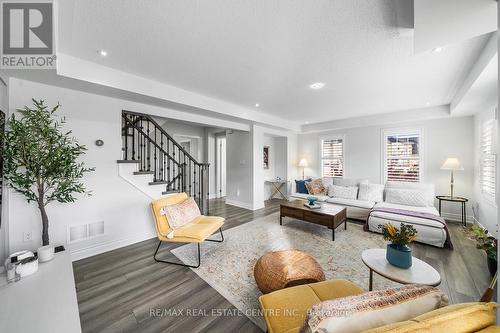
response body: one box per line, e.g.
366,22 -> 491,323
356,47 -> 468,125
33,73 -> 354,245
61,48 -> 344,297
361,248 -> 441,291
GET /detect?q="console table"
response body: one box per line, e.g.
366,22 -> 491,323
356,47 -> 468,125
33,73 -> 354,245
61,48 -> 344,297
0,251 -> 81,333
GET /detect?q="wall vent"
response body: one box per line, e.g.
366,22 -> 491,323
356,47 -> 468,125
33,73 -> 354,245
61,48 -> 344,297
68,221 -> 105,244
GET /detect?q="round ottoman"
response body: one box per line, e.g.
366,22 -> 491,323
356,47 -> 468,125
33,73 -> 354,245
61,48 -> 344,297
254,250 -> 325,294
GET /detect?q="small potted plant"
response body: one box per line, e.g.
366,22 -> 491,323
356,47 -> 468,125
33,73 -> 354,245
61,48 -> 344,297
378,223 -> 418,269
465,225 -> 497,276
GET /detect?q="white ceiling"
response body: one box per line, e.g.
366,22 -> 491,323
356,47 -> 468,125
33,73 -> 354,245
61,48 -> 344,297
57,0 -> 494,125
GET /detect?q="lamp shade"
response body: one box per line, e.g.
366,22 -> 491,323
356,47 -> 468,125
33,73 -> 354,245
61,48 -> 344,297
440,158 -> 463,171
298,158 -> 308,167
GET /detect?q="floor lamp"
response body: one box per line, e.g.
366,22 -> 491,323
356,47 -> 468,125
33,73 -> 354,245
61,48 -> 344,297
440,158 -> 463,198
298,159 -> 308,180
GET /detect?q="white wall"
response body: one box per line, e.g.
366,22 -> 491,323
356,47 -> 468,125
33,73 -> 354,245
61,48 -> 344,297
263,135 -> 288,199
225,130 -> 254,209
160,119 -> 205,162
4,78 -> 246,261
473,107 -> 498,236
253,125 -> 298,210
298,116 -> 475,221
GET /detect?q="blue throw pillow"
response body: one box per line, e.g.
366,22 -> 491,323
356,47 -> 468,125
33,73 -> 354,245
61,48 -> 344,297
295,178 -> 312,194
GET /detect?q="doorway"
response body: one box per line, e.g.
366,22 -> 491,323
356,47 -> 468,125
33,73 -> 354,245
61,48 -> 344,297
216,135 -> 226,198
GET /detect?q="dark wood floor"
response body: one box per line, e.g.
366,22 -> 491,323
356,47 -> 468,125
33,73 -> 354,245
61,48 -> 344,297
73,198 -> 494,333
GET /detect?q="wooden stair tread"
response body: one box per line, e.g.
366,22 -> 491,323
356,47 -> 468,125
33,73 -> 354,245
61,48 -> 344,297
117,160 -> 140,164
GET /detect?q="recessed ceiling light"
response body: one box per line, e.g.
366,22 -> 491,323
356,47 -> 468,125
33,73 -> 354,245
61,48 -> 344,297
309,82 -> 325,90
426,101 -> 431,106
98,50 -> 108,57
255,103 -> 260,107
305,121 -> 310,125
432,47 -> 443,53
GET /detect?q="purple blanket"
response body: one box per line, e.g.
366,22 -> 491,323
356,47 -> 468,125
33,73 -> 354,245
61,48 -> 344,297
365,207 -> 453,249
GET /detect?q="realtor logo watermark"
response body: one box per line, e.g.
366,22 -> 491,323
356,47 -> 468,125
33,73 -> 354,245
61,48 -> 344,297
1,1 -> 56,68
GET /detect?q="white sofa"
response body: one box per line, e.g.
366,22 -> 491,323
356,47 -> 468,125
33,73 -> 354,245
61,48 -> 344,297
290,178 -> 450,248
291,178 -> 376,220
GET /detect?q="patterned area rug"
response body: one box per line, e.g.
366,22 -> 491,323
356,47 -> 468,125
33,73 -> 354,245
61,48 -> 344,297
171,212 -> 398,330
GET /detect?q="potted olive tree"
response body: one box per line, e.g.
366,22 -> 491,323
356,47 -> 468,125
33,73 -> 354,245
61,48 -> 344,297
2,99 -> 93,246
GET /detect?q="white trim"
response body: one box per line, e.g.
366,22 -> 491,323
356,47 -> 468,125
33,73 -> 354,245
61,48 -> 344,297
225,199 -> 256,210
381,127 -> 424,184
70,230 -> 156,261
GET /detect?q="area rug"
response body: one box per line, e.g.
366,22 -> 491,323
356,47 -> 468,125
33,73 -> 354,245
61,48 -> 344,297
171,212 -> 399,330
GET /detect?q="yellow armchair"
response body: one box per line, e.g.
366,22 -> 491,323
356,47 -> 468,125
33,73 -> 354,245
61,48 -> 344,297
151,193 -> 225,268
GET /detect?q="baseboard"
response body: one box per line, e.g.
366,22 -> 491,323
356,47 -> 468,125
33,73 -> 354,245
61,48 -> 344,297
225,199 -> 255,210
70,231 -> 156,262
441,212 -> 474,224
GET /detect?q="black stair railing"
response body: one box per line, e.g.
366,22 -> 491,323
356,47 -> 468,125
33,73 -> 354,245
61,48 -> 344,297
121,110 -> 210,214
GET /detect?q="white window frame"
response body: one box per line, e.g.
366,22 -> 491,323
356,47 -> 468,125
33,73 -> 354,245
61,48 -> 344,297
480,118 -> 497,203
382,128 -> 423,184
320,135 -> 345,178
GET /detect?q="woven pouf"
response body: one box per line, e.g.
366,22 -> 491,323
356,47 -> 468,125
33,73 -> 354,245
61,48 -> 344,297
254,250 -> 325,294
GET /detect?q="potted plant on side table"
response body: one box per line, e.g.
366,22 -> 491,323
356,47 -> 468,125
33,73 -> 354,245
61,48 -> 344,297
465,225 -> 497,276
378,223 -> 418,269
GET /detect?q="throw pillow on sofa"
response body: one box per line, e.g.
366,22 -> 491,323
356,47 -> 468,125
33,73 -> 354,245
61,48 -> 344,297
385,188 -> 432,207
328,184 -> 358,199
295,178 -> 312,194
306,178 -> 326,195
299,285 -> 448,333
358,183 -> 384,202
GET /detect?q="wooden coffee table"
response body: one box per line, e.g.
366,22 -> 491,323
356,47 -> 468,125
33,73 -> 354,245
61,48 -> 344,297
280,200 -> 347,241
361,249 -> 441,291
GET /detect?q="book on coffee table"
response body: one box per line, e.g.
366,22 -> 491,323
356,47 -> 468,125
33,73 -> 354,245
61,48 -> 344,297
304,203 -> 321,209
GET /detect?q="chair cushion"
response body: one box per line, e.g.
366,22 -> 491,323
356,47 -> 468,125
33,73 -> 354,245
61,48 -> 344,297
325,197 -> 375,209
259,279 -> 363,333
151,193 -> 189,237
162,197 -> 201,230
172,215 -> 224,241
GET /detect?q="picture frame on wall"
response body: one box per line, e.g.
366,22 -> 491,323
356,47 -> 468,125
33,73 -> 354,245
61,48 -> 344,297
263,146 -> 269,169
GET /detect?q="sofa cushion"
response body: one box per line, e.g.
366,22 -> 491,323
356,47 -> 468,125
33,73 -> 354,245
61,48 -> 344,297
385,181 -> 435,206
371,202 -> 442,229
365,303 -> 498,333
358,183 -> 384,203
325,197 -> 375,209
295,178 -> 312,194
300,285 -> 448,333
328,184 -> 358,199
385,188 -> 434,207
306,178 -> 326,195
333,178 -> 368,187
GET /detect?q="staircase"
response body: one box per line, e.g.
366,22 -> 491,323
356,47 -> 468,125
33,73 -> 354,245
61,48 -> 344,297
118,110 -> 210,214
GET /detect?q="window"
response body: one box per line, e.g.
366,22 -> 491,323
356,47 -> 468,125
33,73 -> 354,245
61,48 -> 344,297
480,119 -> 496,200
321,138 -> 343,177
383,129 -> 421,183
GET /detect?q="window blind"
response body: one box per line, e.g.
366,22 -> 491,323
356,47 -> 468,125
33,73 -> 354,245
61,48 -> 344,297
385,133 -> 420,182
321,139 -> 343,177
480,119 -> 496,200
